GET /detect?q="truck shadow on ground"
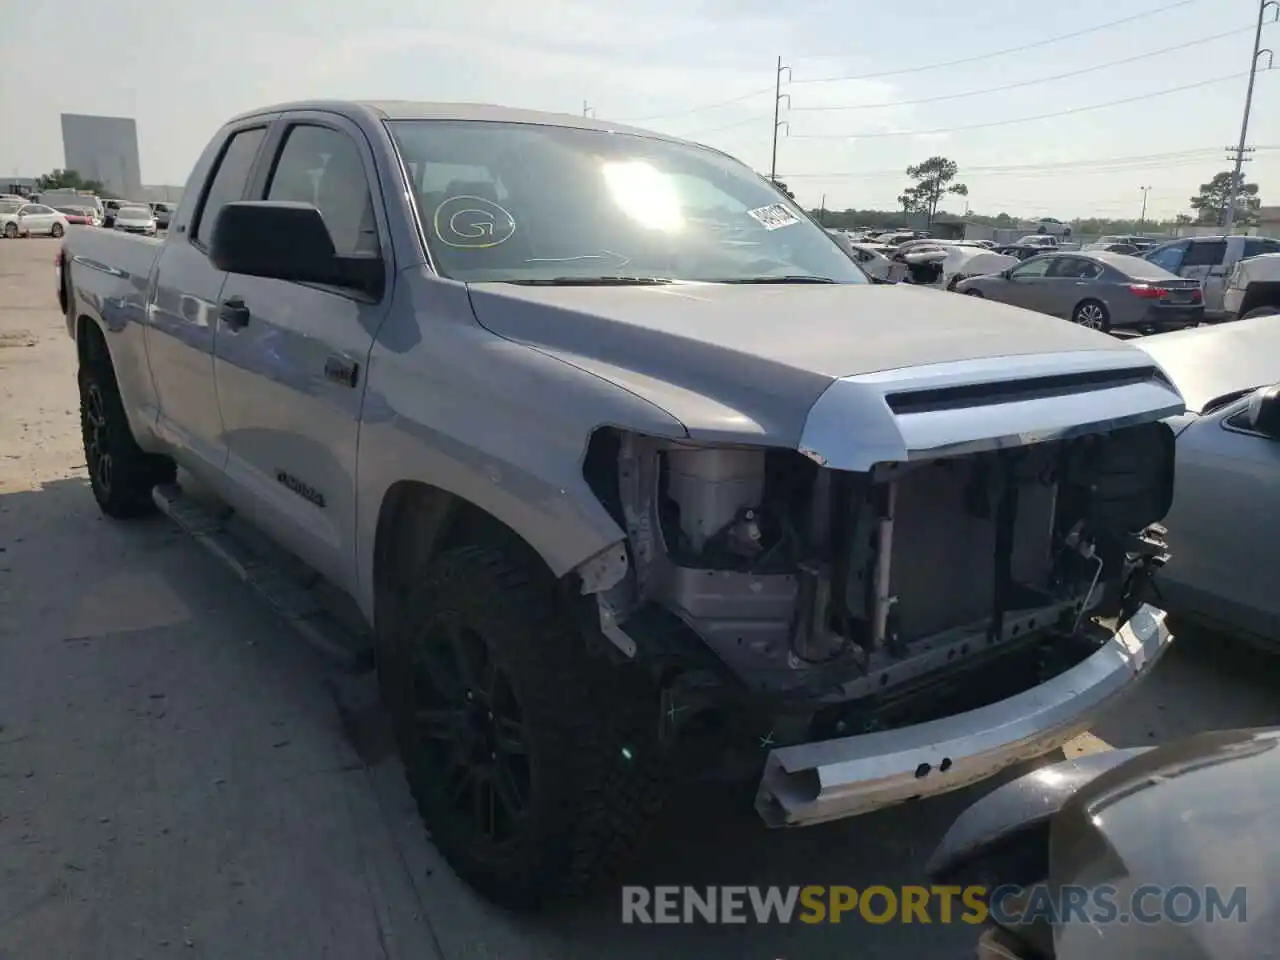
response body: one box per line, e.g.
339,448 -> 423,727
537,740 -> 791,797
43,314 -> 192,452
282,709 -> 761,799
5,476 -> 1280,960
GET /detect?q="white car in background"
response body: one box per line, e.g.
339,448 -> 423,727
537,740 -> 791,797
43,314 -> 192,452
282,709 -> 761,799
113,203 -> 158,236
1,202 -> 70,239
828,232 -> 908,282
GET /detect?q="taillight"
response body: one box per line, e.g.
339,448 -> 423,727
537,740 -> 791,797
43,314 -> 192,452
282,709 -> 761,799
1128,283 -> 1167,299
1190,288 -> 1202,301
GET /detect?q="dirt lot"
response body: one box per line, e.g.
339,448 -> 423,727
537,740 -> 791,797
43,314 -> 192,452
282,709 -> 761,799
3,235 -> 1280,959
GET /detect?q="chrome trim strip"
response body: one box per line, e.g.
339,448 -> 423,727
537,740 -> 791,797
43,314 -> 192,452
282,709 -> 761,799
799,350 -> 1185,470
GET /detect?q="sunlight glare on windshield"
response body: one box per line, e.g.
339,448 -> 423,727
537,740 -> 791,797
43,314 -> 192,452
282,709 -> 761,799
600,160 -> 683,232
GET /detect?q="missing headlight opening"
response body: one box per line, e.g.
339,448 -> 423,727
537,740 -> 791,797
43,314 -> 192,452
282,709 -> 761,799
581,423 -> 1173,747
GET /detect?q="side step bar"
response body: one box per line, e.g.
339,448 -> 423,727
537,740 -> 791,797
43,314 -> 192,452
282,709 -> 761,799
152,483 -> 373,674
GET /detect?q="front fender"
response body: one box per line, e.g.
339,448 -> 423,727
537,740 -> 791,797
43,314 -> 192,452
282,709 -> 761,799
925,747 -> 1150,885
353,272 -> 687,623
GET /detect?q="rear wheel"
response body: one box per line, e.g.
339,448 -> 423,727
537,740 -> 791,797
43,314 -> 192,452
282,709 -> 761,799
1072,299 -> 1110,332
380,544 -> 668,908
78,333 -> 175,518
50,222 -> 64,239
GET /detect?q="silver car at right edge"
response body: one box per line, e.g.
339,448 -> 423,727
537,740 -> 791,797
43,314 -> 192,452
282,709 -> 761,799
1136,314 -> 1280,646
956,250 -> 1204,334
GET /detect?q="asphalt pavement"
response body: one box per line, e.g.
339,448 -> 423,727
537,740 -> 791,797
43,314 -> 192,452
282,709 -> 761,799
3,235 -> 1279,960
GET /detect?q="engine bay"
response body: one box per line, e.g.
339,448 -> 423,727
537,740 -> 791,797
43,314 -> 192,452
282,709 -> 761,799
583,421 -> 1174,719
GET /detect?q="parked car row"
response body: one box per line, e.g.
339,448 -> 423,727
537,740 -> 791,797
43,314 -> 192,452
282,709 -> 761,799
0,197 -> 169,238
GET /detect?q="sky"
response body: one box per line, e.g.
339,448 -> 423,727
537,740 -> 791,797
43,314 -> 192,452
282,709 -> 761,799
2,0 -> 1278,220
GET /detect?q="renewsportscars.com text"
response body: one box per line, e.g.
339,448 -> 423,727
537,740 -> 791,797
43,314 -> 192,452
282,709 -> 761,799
621,884 -> 1248,925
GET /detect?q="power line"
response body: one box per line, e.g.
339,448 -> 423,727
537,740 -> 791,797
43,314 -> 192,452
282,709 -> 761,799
791,0 -> 1202,85
605,0 -> 1199,124
790,26 -> 1255,112
613,85 -> 775,123
789,72 -> 1248,139
779,149 -> 1232,179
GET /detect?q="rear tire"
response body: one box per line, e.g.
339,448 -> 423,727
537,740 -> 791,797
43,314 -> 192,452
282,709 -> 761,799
78,334 -> 175,519
1072,299 -> 1110,332
379,544 -> 667,909
50,222 -> 64,238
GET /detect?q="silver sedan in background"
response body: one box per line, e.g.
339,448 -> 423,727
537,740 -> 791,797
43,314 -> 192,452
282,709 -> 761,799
1136,315 -> 1280,646
956,250 -> 1204,333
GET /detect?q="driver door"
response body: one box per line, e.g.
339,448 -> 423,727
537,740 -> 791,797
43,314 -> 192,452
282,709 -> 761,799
1000,256 -> 1055,312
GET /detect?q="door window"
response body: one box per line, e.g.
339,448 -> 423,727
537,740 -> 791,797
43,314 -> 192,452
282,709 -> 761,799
192,126 -> 268,247
1243,238 -> 1280,258
1183,240 -> 1228,268
1146,242 -> 1187,273
1009,257 -> 1054,279
1047,257 -> 1101,279
265,124 -> 379,258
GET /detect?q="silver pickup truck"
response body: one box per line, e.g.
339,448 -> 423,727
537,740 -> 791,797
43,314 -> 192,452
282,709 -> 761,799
57,100 -> 1181,908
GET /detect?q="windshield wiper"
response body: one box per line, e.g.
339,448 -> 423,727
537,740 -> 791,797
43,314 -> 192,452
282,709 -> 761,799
710,275 -> 838,284
1202,387 -> 1259,414
505,276 -> 675,286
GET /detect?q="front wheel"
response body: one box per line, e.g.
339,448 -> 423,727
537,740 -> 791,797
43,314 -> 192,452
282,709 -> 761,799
50,222 -> 65,238
1072,299 -> 1110,332
381,545 -> 668,908
3,222 -> 16,239
965,289 -> 984,297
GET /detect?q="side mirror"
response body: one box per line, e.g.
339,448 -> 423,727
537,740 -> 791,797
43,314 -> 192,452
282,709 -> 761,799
1244,385 -> 1280,437
1000,269 -> 1014,279
209,201 -> 383,297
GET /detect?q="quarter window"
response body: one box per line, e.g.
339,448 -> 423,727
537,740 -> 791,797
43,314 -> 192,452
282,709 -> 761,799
193,126 -> 267,247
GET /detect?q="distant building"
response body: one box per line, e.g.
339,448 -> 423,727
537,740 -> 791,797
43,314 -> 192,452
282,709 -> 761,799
61,113 -> 143,199
1257,206 -> 1280,237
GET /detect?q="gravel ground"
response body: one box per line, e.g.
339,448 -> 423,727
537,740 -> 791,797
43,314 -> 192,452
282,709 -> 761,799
3,235 -> 1279,960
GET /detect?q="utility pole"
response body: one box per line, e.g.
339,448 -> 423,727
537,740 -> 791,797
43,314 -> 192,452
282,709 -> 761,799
1138,186 -> 1152,231
582,101 -> 594,118
1224,0 -> 1278,233
769,56 -> 791,183
818,193 -> 827,226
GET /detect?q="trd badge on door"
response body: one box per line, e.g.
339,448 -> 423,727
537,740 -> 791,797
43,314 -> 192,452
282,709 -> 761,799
276,470 -> 326,508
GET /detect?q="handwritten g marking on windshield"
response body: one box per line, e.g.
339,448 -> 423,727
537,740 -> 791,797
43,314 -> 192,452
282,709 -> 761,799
432,196 -> 516,249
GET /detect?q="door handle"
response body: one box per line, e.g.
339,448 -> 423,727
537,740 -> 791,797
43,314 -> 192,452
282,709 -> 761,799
218,296 -> 250,330
324,353 -> 359,388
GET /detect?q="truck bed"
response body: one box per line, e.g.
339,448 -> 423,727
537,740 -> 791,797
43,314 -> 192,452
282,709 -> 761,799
61,228 -> 162,337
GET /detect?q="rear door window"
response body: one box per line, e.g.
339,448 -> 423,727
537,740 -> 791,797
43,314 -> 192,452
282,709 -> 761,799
192,126 -> 268,248
1183,240 -> 1228,268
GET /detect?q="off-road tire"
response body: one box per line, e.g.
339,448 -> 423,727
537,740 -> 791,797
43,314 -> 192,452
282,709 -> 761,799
78,340 -> 175,518
50,222 -> 64,238
380,544 -> 668,909
1072,299 -> 1111,332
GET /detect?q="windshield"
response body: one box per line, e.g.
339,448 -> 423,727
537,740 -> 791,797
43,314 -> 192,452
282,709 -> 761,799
388,120 -> 867,284
118,205 -> 151,217
0,200 -> 21,214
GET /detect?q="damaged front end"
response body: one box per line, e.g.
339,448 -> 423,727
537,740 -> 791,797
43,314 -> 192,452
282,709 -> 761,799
575,350 -> 1183,828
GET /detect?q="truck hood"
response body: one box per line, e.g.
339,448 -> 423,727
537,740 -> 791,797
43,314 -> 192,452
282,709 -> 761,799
1135,314 -> 1280,413
466,281 -> 1185,464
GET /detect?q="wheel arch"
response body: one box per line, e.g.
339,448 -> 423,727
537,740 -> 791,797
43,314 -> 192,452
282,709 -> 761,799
1239,281 -> 1280,318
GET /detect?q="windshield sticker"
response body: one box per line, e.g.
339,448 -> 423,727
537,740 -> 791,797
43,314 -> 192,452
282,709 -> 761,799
746,203 -> 801,231
432,196 -> 516,249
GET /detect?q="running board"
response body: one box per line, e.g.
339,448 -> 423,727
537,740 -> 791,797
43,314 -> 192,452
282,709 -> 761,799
152,483 -> 373,674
